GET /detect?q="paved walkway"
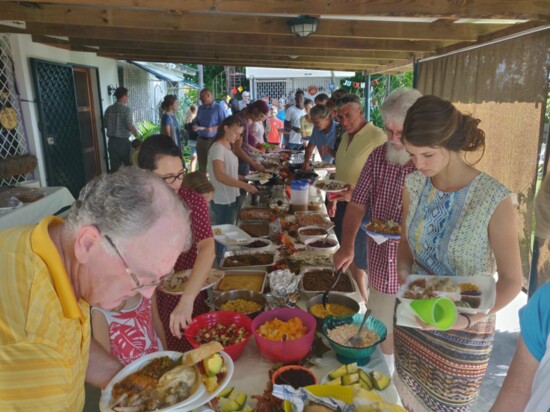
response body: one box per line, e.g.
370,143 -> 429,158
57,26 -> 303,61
475,291 -> 527,411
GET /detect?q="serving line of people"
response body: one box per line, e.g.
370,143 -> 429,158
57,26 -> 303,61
0,87 -> 541,412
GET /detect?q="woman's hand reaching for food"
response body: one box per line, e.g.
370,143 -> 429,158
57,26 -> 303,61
169,296 -> 194,338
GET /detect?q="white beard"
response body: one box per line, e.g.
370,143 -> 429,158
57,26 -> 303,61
385,142 -> 411,166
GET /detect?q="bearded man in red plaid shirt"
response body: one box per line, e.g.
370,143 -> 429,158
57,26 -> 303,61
333,88 -> 421,375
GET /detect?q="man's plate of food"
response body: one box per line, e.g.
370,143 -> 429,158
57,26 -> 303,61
397,274 -> 496,314
159,269 -> 225,295
244,172 -> 274,182
313,179 -> 349,193
362,219 -> 401,240
100,342 -> 234,412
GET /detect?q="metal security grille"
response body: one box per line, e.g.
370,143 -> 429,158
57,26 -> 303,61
120,62 -> 155,124
256,80 -> 287,102
31,59 -> 85,197
0,34 -> 30,186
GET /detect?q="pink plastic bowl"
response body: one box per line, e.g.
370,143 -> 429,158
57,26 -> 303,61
185,311 -> 252,361
251,307 -> 316,363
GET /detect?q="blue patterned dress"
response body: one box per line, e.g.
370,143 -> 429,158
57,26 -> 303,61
394,171 -> 511,412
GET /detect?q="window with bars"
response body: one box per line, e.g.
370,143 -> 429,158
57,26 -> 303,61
0,34 -> 31,186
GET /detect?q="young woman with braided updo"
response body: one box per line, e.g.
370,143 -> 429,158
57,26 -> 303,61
394,96 -> 522,411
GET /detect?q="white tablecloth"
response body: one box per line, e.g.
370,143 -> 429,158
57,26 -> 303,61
0,186 -> 75,230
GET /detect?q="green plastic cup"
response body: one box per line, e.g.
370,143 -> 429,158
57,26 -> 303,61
410,297 -> 457,330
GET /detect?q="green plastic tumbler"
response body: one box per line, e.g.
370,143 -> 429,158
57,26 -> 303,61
410,297 -> 457,330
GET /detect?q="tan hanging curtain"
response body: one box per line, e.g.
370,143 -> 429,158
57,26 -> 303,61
416,28 -> 550,288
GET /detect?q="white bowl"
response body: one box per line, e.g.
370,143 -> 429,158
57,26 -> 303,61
297,225 -> 330,243
304,236 -> 339,255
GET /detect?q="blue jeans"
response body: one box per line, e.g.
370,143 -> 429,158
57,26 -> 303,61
335,202 -> 368,270
211,201 -> 238,225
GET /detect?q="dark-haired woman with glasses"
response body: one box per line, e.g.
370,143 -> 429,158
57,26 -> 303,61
137,134 -> 216,352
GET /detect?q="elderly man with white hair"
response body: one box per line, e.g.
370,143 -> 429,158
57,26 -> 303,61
0,167 -> 191,410
333,88 -> 422,375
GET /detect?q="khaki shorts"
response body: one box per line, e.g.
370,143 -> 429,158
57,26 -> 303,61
366,288 -> 396,335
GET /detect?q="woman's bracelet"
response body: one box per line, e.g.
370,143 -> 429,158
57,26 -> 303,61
460,313 -> 472,329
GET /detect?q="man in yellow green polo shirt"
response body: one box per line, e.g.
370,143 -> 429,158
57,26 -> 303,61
0,167 -> 191,411
330,94 -> 386,300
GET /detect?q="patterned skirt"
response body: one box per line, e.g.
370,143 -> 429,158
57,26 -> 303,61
156,289 -> 209,352
393,316 -> 495,412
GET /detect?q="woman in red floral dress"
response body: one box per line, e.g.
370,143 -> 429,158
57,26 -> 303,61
138,134 -> 215,352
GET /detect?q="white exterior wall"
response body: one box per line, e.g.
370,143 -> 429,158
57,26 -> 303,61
8,34 -> 118,186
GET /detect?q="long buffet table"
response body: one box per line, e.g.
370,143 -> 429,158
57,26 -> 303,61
201,188 -> 401,410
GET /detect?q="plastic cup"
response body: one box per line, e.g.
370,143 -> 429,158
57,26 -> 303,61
410,297 -> 457,330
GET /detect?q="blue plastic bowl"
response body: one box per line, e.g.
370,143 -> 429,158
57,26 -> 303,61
322,313 -> 387,366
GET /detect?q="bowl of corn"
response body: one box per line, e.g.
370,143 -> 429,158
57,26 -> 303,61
306,293 -> 360,331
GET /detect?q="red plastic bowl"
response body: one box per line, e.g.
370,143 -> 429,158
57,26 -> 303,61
185,311 -> 252,361
251,307 -> 316,363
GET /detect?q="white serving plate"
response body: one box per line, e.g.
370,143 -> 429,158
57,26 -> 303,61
100,351 -> 234,412
212,224 -> 252,247
397,274 -> 496,314
159,269 -> 225,295
321,367 -> 400,405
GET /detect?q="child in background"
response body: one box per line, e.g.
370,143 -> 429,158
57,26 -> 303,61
91,295 -> 166,365
267,106 -> 284,147
208,115 -> 257,225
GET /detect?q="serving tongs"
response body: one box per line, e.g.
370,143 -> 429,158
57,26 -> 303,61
322,268 -> 344,309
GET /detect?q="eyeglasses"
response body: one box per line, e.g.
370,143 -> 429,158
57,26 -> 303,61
161,169 -> 186,184
383,126 -> 403,138
104,234 -> 174,291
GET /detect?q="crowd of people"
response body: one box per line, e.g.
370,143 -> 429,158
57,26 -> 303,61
0,84 -> 547,412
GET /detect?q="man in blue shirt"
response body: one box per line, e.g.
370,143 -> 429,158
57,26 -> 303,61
302,104 -> 337,170
193,88 -> 227,172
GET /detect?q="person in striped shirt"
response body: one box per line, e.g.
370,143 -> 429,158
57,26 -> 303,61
333,88 -> 422,375
0,167 -> 191,411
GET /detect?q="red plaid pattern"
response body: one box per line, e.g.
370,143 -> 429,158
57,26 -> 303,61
351,143 -> 416,294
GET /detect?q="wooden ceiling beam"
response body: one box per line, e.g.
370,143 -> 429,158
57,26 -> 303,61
63,37 -> 416,60
14,22 -> 451,52
89,46 -> 409,66
1,3 -> 511,41
16,0 -> 550,20
97,53 -> 384,71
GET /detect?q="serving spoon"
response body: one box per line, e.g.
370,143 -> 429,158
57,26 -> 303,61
347,309 -> 372,347
321,267 -> 344,309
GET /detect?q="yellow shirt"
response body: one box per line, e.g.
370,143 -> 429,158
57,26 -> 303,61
335,122 -> 386,185
0,217 -> 90,411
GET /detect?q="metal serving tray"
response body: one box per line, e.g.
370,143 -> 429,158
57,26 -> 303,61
213,269 -> 267,294
299,266 -> 358,299
219,249 -> 277,270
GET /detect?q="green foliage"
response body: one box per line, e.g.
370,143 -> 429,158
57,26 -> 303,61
338,73 -> 414,128
135,120 -> 160,141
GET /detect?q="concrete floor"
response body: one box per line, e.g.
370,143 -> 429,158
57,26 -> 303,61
83,292 -> 528,412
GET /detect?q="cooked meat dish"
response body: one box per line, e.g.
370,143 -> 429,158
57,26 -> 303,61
302,269 -> 353,292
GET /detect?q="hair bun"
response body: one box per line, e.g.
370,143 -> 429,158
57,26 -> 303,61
461,114 -> 485,152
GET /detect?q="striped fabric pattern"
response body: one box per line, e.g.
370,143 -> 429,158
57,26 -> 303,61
394,172 -> 511,410
394,318 -> 495,411
0,217 -> 90,411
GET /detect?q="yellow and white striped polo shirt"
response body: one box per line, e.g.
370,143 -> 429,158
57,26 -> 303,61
0,216 -> 90,411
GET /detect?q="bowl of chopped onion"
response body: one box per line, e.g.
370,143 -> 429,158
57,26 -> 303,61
322,313 -> 387,366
